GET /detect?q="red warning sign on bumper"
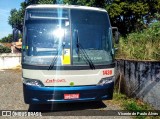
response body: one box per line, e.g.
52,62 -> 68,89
64,94 -> 80,99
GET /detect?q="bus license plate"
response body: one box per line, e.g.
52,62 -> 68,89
64,94 -> 79,99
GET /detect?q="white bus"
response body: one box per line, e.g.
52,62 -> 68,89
15,5 -> 119,104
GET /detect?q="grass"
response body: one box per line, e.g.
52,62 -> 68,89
112,92 -> 160,119
116,21 -> 160,61
113,93 -> 151,110
112,79 -> 159,119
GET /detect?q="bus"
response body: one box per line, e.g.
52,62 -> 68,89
16,5 -> 119,104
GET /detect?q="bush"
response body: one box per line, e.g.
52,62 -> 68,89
0,46 -> 11,53
116,21 -> 160,60
0,34 -> 12,43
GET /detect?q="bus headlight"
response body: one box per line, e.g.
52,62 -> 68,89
98,76 -> 115,85
23,78 -> 44,87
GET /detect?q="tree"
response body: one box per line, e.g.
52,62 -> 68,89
0,46 -> 11,53
8,2 -> 27,32
26,0 -> 56,4
8,0 -> 160,36
0,34 -> 13,43
63,0 -> 106,7
106,0 -> 160,35
8,1 -> 56,31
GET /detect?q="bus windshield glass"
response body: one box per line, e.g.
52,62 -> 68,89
23,9 -> 70,65
71,9 -> 113,65
23,8 -> 113,66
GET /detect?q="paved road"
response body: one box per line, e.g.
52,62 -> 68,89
0,69 -> 131,118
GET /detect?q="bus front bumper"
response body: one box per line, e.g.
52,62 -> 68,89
23,82 -> 114,104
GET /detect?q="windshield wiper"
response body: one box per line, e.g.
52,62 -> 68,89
48,29 -> 66,70
48,41 -> 67,70
48,50 -> 59,70
75,30 -> 95,70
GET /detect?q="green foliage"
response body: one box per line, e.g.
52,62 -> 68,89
123,100 -> 147,119
106,0 -> 160,35
65,0 -> 106,7
8,0 -> 160,36
113,92 -> 127,101
8,2 -> 27,32
113,92 -> 155,119
0,46 -> 11,53
0,34 -> 13,43
26,0 -> 56,4
0,34 -> 22,43
8,0 -> 56,31
124,99 -> 148,111
38,0 -> 55,4
116,21 -> 160,60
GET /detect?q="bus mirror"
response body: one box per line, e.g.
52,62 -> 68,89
112,27 -> 120,44
115,47 -> 118,51
115,31 -> 120,44
13,29 -> 19,42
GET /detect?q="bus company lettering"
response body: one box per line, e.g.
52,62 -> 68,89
103,70 -> 112,75
45,79 -> 66,83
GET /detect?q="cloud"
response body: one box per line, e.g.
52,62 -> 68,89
0,8 -> 10,13
0,8 -> 10,23
0,8 -> 10,17
0,31 -> 12,39
0,9 -> 11,38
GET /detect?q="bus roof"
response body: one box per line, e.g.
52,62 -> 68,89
26,4 -> 107,12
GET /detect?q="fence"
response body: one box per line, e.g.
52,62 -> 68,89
0,53 -> 21,69
115,59 -> 160,110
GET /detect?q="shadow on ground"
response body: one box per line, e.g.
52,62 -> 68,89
28,101 -> 106,113
28,101 -> 108,116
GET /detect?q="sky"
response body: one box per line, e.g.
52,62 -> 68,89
0,0 -> 24,39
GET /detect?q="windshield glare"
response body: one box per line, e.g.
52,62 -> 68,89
26,20 -> 69,56
23,8 -> 113,66
71,9 -> 112,65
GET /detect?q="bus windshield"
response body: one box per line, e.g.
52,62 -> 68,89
23,9 -> 70,65
23,8 -> 113,66
71,9 -> 113,65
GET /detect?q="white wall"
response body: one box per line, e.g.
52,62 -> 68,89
0,53 -> 21,69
